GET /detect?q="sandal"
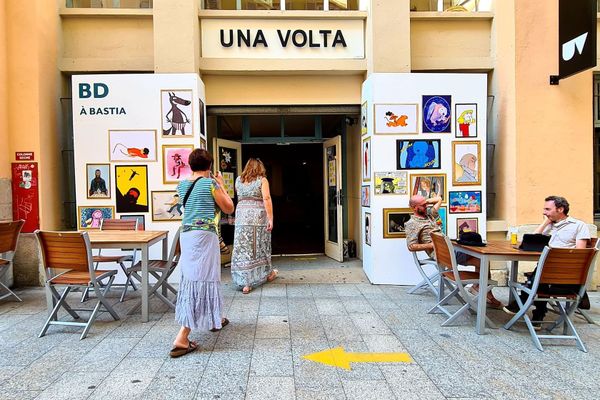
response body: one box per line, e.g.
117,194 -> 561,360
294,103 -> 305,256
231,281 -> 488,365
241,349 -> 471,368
219,237 -> 231,255
169,341 -> 198,358
267,269 -> 279,283
242,286 -> 252,294
210,318 -> 230,332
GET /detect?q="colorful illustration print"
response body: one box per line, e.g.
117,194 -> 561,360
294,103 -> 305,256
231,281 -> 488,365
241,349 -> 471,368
361,101 -> 368,135
161,90 -> 193,136
374,171 -> 408,195
162,145 -> 193,184
375,104 -> 418,134
383,208 -> 412,239
365,212 -> 371,246
423,95 -> 451,133
78,206 -> 114,230
397,140 -> 441,170
411,174 -> 446,204
115,165 -> 149,213
449,191 -> 482,213
109,130 -> 157,162
362,137 -> 371,182
152,191 -> 183,221
361,185 -> 370,207
453,141 -> 481,185
86,163 -> 110,199
455,103 -> 477,137
457,218 -> 479,237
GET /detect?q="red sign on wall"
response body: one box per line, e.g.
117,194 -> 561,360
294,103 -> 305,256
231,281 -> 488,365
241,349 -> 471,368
11,162 -> 40,233
15,152 -> 34,161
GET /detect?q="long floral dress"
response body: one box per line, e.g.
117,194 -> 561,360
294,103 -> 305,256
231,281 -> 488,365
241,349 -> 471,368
231,177 -> 273,289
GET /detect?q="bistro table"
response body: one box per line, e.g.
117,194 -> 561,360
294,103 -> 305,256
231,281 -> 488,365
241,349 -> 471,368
87,230 -> 169,322
452,240 -> 542,335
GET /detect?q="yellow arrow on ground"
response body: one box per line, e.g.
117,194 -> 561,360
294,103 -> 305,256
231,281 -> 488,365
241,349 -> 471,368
302,347 -> 413,370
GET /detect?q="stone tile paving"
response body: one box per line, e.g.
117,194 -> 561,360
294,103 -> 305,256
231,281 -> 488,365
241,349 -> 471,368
1,271 -> 600,399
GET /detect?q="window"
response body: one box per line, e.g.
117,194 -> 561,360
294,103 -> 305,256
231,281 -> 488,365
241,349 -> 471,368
410,0 -> 492,12
203,0 -> 359,10
66,0 -> 153,8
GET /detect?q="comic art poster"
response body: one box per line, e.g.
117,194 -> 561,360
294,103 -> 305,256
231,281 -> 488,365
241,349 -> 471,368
11,163 -> 39,233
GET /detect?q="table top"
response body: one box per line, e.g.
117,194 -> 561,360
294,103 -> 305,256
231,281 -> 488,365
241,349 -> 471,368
86,230 -> 168,244
452,239 -> 542,256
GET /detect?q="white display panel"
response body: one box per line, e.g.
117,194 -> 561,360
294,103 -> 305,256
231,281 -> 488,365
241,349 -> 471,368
361,73 -> 487,285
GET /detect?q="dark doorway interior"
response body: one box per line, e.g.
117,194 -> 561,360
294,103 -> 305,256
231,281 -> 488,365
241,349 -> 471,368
242,143 -> 324,254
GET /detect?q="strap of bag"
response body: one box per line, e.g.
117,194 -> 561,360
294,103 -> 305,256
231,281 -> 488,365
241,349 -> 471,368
182,177 -> 202,208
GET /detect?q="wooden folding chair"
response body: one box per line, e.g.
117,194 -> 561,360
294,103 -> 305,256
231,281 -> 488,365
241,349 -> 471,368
503,246 -> 598,352
428,232 -> 497,327
574,238 -> 599,324
82,218 -> 138,302
0,220 -> 25,302
36,230 -> 120,340
407,251 -> 440,297
124,226 -> 181,310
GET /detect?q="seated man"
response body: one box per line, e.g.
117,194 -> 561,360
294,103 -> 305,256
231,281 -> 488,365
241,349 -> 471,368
405,195 -> 503,308
504,195 -> 591,324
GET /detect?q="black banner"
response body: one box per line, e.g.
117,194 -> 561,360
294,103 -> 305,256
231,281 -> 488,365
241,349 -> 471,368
558,0 -> 597,80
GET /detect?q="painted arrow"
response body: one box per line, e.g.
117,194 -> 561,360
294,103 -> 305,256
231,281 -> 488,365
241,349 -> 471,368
302,347 -> 413,370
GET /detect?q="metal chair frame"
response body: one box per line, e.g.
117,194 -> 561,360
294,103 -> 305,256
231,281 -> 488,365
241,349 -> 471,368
428,233 -> 497,328
36,230 -> 120,340
503,246 -> 598,352
82,218 -> 139,302
407,251 -> 441,297
0,220 -> 25,302
124,226 -> 181,309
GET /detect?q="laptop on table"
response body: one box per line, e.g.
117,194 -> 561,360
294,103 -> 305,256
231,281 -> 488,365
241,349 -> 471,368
518,234 -> 551,252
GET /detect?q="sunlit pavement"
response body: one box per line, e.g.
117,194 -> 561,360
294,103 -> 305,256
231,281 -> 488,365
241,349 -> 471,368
1,257 -> 600,400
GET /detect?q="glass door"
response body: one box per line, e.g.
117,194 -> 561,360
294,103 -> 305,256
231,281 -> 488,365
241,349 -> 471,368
323,136 -> 343,261
212,138 -> 242,199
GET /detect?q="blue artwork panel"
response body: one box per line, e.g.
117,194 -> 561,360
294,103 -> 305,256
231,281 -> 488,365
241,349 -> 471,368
396,139 -> 441,170
448,191 -> 482,214
423,95 -> 451,133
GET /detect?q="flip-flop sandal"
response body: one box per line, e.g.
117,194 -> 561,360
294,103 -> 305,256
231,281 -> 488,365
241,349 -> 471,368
210,318 -> 230,332
242,286 -> 252,294
267,269 -> 279,282
169,341 -> 198,358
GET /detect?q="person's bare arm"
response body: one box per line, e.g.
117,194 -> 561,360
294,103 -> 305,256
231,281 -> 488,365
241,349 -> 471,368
576,239 -> 589,249
407,242 -> 434,252
427,195 -> 442,212
534,216 -> 552,234
262,178 -> 274,232
213,172 -> 234,214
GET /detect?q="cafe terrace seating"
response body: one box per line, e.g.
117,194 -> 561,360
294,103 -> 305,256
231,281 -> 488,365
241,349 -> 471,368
503,245 -> 598,352
429,232 -> 498,328
36,230 -> 120,340
0,220 -> 25,302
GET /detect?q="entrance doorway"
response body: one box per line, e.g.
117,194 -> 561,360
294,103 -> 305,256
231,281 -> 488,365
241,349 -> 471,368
242,143 -> 324,254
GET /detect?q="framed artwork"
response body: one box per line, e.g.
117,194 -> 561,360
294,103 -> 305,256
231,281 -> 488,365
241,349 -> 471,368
449,190 -> 482,213
396,139 -> 441,170
383,208 -> 412,239
361,101 -> 368,135
152,190 -> 182,221
422,95 -> 451,133
453,141 -> 481,185
374,104 -> 418,134
374,171 -> 408,195
115,165 -> 149,213
161,89 -> 193,136
162,145 -> 194,184
455,103 -> 477,138
199,98 -> 206,136
457,217 -> 479,237
218,146 -> 238,198
362,137 -> 371,182
78,206 -> 114,230
410,173 -> 447,204
438,206 -> 447,235
200,138 -> 207,150
364,212 -> 371,246
109,129 -> 157,162
361,185 -> 370,207
120,214 -> 145,231
86,163 -> 110,199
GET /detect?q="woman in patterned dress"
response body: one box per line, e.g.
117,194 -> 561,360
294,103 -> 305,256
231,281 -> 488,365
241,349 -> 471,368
231,158 -> 277,294
170,149 -> 234,358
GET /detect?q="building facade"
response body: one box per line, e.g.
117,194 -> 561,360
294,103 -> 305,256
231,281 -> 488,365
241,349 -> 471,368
0,0 -> 597,287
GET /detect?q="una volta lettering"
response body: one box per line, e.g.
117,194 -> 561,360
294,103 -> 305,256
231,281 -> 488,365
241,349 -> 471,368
220,29 -> 347,48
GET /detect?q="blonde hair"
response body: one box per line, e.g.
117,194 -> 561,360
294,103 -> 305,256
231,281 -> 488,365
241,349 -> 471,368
240,158 -> 266,183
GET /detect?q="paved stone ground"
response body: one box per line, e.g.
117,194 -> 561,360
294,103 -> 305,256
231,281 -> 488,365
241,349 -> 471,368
1,258 -> 600,400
